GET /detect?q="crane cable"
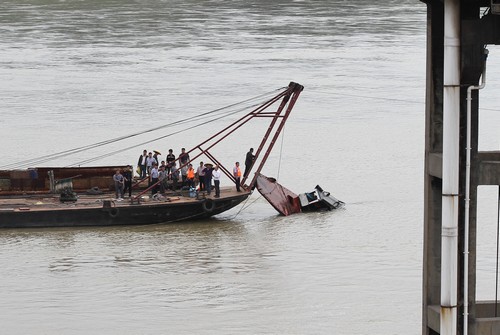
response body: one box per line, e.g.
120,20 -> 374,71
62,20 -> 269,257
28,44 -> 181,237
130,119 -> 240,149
69,100 -> 263,167
496,186 -> 500,316
0,87 -> 286,169
230,121 -> 288,220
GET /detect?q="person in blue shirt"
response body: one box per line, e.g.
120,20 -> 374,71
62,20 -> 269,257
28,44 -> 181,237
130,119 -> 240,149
113,169 -> 125,200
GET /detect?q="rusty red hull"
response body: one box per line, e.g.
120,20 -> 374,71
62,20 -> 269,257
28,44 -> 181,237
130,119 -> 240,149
256,174 -> 345,216
0,166 -> 129,194
255,174 -> 301,216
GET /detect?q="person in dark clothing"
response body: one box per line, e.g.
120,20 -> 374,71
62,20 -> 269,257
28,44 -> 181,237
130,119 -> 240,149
203,164 -> 213,195
166,149 -> 175,174
137,149 -> 147,179
179,147 -> 190,166
123,165 -> 133,197
244,148 -> 255,178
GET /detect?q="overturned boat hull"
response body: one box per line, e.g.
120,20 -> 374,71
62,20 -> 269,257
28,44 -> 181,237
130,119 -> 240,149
255,173 -> 343,216
255,174 -> 301,216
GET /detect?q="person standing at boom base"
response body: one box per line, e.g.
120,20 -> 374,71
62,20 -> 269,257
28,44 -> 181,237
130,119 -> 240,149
244,148 -> 255,178
233,162 -> 242,192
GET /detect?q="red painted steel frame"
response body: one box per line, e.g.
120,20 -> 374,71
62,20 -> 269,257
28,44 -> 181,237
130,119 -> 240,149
133,82 -> 304,200
245,82 -> 303,189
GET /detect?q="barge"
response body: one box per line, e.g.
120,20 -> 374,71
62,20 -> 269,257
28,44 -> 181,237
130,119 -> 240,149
0,82 -> 304,228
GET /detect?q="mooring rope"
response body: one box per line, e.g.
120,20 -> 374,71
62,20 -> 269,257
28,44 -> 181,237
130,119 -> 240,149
228,193 -> 262,220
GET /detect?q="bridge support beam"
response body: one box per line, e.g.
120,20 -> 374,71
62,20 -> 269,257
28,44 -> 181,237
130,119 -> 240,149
422,1 -> 500,334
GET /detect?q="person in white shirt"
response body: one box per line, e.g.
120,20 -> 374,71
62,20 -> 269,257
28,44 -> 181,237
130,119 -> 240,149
212,165 -> 221,198
146,152 -> 157,176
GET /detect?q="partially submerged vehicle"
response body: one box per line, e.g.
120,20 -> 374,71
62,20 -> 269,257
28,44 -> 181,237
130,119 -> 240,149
255,174 -> 344,216
0,82 -> 304,228
298,185 -> 344,212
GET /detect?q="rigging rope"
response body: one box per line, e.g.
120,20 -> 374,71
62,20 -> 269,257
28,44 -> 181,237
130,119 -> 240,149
313,88 -> 500,112
228,193 -> 262,220
496,186 -> 500,316
276,124 -> 285,181
69,100 -> 263,167
312,89 -> 423,104
232,110 -> 289,218
1,87 -> 286,169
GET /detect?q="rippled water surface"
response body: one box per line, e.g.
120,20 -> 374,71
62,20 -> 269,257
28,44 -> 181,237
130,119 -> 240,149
1,1 -> 500,334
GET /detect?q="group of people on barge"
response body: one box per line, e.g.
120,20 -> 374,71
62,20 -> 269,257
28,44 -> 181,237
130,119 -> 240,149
113,147 -> 255,200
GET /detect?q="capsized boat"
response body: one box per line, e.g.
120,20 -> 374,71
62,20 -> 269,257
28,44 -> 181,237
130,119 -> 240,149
255,173 -> 344,216
0,82 -> 304,228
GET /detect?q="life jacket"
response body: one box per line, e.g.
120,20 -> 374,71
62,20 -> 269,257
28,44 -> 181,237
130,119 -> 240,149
234,166 -> 241,178
187,168 -> 195,179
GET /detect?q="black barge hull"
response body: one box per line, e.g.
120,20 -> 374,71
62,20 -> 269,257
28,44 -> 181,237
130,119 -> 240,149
0,194 -> 249,229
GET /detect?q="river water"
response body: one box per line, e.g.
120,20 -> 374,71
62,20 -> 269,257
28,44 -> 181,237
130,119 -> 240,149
1,1 -> 500,334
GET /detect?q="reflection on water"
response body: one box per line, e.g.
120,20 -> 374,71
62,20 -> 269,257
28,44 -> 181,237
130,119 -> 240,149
0,200 -> 423,334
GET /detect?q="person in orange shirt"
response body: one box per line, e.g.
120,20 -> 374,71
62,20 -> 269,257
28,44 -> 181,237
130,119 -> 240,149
233,161 -> 242,192
186,163 -> 195,188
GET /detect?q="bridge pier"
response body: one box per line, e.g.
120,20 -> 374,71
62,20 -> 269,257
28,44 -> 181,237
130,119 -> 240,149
422,1 -> 500,334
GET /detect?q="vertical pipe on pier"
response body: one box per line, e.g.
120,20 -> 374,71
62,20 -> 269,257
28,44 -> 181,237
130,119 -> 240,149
441,0 -> 460,334
464,49 -> 487,335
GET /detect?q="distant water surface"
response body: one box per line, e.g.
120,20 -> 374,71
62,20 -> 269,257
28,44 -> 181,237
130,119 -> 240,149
1,1 -> 500,334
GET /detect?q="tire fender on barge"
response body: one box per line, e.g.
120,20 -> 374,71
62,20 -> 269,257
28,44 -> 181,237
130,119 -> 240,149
202,198 -> 215,213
